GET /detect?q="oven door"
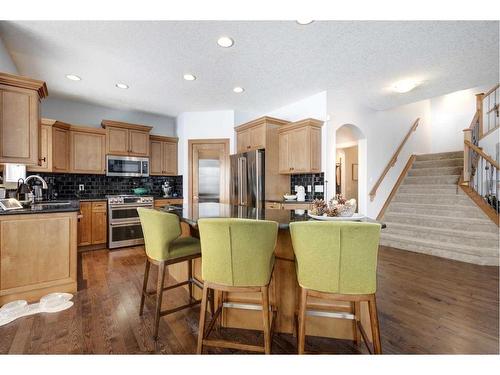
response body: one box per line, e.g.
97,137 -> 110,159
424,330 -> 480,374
107,156 -> 148,177
108,222 -> 144,249
108,204 -> 143,223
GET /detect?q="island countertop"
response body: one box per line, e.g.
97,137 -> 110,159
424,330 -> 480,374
161,202 -> 385,229
0,200 -> 80,216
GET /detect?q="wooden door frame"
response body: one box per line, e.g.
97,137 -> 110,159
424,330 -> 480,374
188,139 -> 230,205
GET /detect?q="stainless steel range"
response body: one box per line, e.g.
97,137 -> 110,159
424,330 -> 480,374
107,195 -> 153,249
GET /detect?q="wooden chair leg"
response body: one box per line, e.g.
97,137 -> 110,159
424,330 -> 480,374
188,259 -> 193,302
368,295 -> 382,354
297,287 -> 307,354
217,290 -> 223,333
153,261 -> 166,340
261,286 -> 271,354
196,284 -> 209,354
352,301 -> 361,345
139,259 -> 151,316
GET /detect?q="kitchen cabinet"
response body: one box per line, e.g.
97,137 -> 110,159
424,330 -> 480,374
0,211 -> 77,304
0,72 -> 48,165
101,120 -> 152,157
70,126 -> 106,174
154,198 -> 183,208
278,118 -> 323,174
78,201 -> 107,247
150,135 -> 178,175
27,119 -> 71,173
235,116 -> 288,153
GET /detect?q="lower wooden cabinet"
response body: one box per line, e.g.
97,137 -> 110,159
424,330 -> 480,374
154,198 -> 183,208
0,211 -> 77,304
265,201 -> 312,210
78,201 -> 107,246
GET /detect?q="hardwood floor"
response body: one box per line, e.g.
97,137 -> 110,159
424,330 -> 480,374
0,246 -> 498,354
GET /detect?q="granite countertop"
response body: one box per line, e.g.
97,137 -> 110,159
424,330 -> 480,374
161,202 -> 385,230
0,200 -> 80,216
267,199 -> 316,204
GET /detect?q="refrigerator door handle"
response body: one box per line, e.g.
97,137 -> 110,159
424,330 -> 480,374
240,156 -> 248,206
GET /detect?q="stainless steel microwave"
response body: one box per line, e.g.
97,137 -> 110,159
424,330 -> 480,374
106,155 -> 149,177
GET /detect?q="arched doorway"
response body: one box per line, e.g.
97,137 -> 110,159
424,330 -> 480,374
335,124 -> 367,214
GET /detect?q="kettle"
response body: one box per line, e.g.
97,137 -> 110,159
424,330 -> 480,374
16,178 -> 31,201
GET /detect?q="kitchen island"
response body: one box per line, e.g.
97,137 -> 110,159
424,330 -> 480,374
0,201 -> 79,305
162,202 -> 384,344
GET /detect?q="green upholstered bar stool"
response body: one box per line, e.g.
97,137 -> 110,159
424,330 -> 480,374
290,221 -> 382,354
137,208 -> 204,340
196,218 -> 278,354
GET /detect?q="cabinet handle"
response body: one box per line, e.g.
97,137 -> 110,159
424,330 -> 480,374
39,157 -> 46,162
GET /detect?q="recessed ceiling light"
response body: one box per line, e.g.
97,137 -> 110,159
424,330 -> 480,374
115,83 -> 129,89
65,74 -> 81,81
183,74 -> 196,81
391,79 -> 421,93
217,36 -> 234,48
233,87 -> 244,93
296,19 -> 314,25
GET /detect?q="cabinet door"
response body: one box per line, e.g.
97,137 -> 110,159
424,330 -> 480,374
129,130 -> 149,156
107,126 -> 129,155
310,127 -> 321,172
52,127 -> 70,172
78,202 -> 92,246
28,124 -> 52,172
91,209 -> 107,244
279,132 -> 291,173
289,127 -> 309,173
236,129 -> 250,153
0,89 -> 39,165
71,131 -> 105,174
150,140 -> 163,175
163,141 -> 178,175
250,124 -> 266,149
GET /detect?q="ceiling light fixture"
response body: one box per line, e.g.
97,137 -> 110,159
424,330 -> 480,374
115,83 -> 129,89
391,79 -> 421,93
217,36 -> 234,48
183,74 -> 196,81
233,87 -> 244,94
296,19 -> 314,25
65,74 -> 81,81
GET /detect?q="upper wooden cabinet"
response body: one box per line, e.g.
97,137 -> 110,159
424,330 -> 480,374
28,119 -> 71,173
101,120 -> 152,157
70,126 -> 106,174
150,135 -> 178,176
278,119 -> 323,174
0,72 -> 48,165
235,116 -> 290,153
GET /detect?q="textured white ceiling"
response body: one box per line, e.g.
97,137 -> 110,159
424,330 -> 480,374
0,21 -> 498,116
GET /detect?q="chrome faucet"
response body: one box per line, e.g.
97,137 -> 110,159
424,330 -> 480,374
24,175 -> 48,189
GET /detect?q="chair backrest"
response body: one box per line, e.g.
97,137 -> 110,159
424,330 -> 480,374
137,208 -> 181,261
198,218 -> 278,287
290,221 -> 381,294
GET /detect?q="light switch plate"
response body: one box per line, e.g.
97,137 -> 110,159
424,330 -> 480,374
307,185 -> 312,192
315,185 -> 324,193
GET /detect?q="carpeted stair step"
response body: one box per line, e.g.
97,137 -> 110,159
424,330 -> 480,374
402,175 -> 460,185
382,212 -> 497,233
380,233 -> 499,266
412,157 -> 464,169
393,193 -> 475,205
382,222 -> 499,248
386,202 -> 489,219
407,166 -> 462,176
397,184 -> 461,195
415,151 -> 464,161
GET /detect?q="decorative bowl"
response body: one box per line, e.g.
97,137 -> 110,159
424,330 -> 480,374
283,194 -> 297,201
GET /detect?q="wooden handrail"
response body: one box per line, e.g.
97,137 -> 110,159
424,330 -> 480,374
484,83 -> 500,97
369,118 -> 420,201
464,139 -> 500,170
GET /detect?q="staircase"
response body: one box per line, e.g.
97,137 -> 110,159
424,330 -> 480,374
380,151 -> 499,266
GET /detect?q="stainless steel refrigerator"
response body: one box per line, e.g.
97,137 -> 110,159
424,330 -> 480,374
230,149 -> 265,206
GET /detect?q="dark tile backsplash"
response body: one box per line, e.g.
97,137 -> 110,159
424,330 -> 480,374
290,173 -> 325,200
26,172 -> 183,200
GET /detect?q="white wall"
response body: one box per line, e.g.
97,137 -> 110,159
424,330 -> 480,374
42,97 -> 176,136
176,110 -> 235,198
429,84 -> 493,153
0,36 -> 17,74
